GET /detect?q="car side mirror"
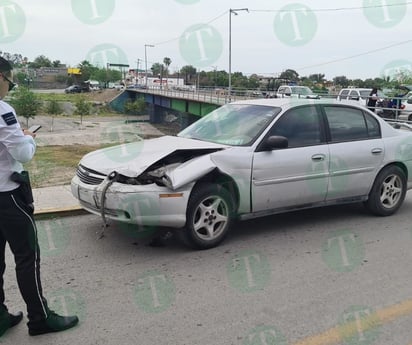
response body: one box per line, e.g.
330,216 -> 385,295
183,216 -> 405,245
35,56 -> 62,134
260,135 -> 288,151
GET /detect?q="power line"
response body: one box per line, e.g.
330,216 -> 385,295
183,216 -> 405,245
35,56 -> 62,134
143,3 -> 412,73
249,2 -> 412,13
148,3 -> 410,46
295,39 -> 412,71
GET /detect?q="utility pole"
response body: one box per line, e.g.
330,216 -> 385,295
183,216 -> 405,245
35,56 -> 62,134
228,8 -> 248,102
144,44 -> 154,88
136,58 -> 140,84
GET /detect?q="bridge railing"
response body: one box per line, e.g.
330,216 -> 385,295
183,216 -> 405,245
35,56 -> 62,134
127,85 -> 271,105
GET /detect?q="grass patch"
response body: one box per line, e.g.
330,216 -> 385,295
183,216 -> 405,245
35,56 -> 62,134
24,145 -> 103,188
36,93 -> 83,102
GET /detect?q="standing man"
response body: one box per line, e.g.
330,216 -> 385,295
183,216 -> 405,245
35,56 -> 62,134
0,57 -> 78,336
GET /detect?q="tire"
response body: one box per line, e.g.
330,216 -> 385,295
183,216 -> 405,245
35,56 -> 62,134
364,165 -> 407,216
179,183 -> 234,250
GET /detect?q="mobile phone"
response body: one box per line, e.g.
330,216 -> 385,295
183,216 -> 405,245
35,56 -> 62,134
28,125 -> 42,133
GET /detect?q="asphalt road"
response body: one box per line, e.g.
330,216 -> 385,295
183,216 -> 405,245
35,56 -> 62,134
2,194 -> 412,345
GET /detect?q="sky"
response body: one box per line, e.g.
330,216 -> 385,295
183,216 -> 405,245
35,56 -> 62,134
1,0 -> 412,81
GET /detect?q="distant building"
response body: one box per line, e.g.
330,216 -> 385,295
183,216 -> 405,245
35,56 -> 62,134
15,66 -> 68,89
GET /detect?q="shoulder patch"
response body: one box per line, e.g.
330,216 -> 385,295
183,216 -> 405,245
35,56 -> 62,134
1,112 -> 17,126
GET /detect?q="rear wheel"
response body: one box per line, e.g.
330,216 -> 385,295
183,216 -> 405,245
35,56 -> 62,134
364,165 -> 406,216
179,183 -> 234,250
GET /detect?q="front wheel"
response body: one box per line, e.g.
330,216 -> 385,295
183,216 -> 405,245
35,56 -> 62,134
364,165 -> 407,216
179,183 -> 235,250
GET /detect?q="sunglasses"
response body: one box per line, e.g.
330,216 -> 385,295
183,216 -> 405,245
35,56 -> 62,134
2,74 -> 16,91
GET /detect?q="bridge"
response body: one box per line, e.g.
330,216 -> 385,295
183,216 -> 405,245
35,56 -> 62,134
109,86 -> 263,127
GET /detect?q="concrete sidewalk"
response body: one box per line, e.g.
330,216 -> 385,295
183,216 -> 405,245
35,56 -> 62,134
33,185 -> 84,216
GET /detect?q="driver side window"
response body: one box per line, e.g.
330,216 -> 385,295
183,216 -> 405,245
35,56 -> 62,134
267,106 -> 322,148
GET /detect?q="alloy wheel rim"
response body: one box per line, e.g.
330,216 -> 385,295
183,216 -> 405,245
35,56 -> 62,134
192,195 -> 229,241
380,174 -> 403,209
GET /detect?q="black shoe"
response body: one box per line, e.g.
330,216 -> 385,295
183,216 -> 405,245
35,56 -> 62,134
0,311 -> 23,337
28,311 -> 78,336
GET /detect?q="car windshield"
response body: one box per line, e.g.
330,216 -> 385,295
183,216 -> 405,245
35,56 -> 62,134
290,86 -> 313,95
178,104 -> 281,146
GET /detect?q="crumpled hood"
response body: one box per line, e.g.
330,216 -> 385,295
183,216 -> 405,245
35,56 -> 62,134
79,135 -> 228,177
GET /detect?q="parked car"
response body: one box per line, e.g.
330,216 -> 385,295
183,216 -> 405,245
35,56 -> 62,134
71,99 -> 412,249
108,82 -> 124,90
276,85 -> 319,99
398,91 -> 412,121
65,85 -> 83,93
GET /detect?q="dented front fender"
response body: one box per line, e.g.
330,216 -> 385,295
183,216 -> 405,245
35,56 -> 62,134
164,154 -> 217,190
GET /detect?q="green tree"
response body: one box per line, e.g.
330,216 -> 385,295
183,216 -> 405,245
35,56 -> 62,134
15,71 -> 27,85
231,72 -> 248,89
29,55 -> 52,68
351,79 -> 365,87
333,75 -> 350,87
308,73 -> 325,84
91,68 -> 121,86
0,52 -> 26,66
9,87 -> 41,127
163,57 -> 171,85
45,99 -> 63,115
215,70 -> 228,87
45,99 -> 63,132
151,63 -> 164,77
279,69 -> 300,82
246,74 -> 260,89
180,65 -> 197,85
78,60 -> 98,83
74,96 -> 91,126
163,57 -> 171,74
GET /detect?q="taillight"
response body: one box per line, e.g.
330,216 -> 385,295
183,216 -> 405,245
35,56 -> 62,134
401,104 -> 405,109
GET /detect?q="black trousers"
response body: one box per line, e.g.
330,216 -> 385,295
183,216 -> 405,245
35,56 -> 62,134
0,186 -> 48,320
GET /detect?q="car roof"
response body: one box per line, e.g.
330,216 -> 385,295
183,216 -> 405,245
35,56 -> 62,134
230,97 -> 365,109
229,98 -> 400,136
340,88 -> 371,91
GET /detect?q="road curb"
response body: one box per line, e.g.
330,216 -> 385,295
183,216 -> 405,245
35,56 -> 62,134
34,206 -> 88,219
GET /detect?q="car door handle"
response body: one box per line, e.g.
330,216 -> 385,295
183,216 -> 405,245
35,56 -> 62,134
371,148 -> 383,154
311,154 -> 326,161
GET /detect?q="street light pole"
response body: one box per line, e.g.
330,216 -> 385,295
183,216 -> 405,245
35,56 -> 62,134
136,58 -> 140,84
228,8 -> 248,102
144,44 -> 154,88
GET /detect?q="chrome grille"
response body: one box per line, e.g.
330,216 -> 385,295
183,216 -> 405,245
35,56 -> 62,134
76,164 -> 106,185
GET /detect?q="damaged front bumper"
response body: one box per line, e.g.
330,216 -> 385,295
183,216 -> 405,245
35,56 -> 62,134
71,175 -> 192,228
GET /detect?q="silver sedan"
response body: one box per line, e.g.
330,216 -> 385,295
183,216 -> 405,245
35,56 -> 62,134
71,98 -> 412,249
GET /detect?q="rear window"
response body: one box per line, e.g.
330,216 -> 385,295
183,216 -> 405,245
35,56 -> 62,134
324,106 -> 380,142
360,90 -> 372,98
339,89 -> 349,98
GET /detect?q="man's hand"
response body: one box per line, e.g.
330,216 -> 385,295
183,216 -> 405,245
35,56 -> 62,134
23,129 -> 36,138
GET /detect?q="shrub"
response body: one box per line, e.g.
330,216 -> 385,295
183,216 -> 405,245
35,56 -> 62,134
45,99 -> 63,115
124,97 -> 146,115
74,97 -> 91,116
9,86 -> 41,127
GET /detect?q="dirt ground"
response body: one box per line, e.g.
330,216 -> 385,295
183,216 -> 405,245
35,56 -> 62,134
22,88 -> 173,145
22,90 -> 176,187
28,115 -> 164,146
